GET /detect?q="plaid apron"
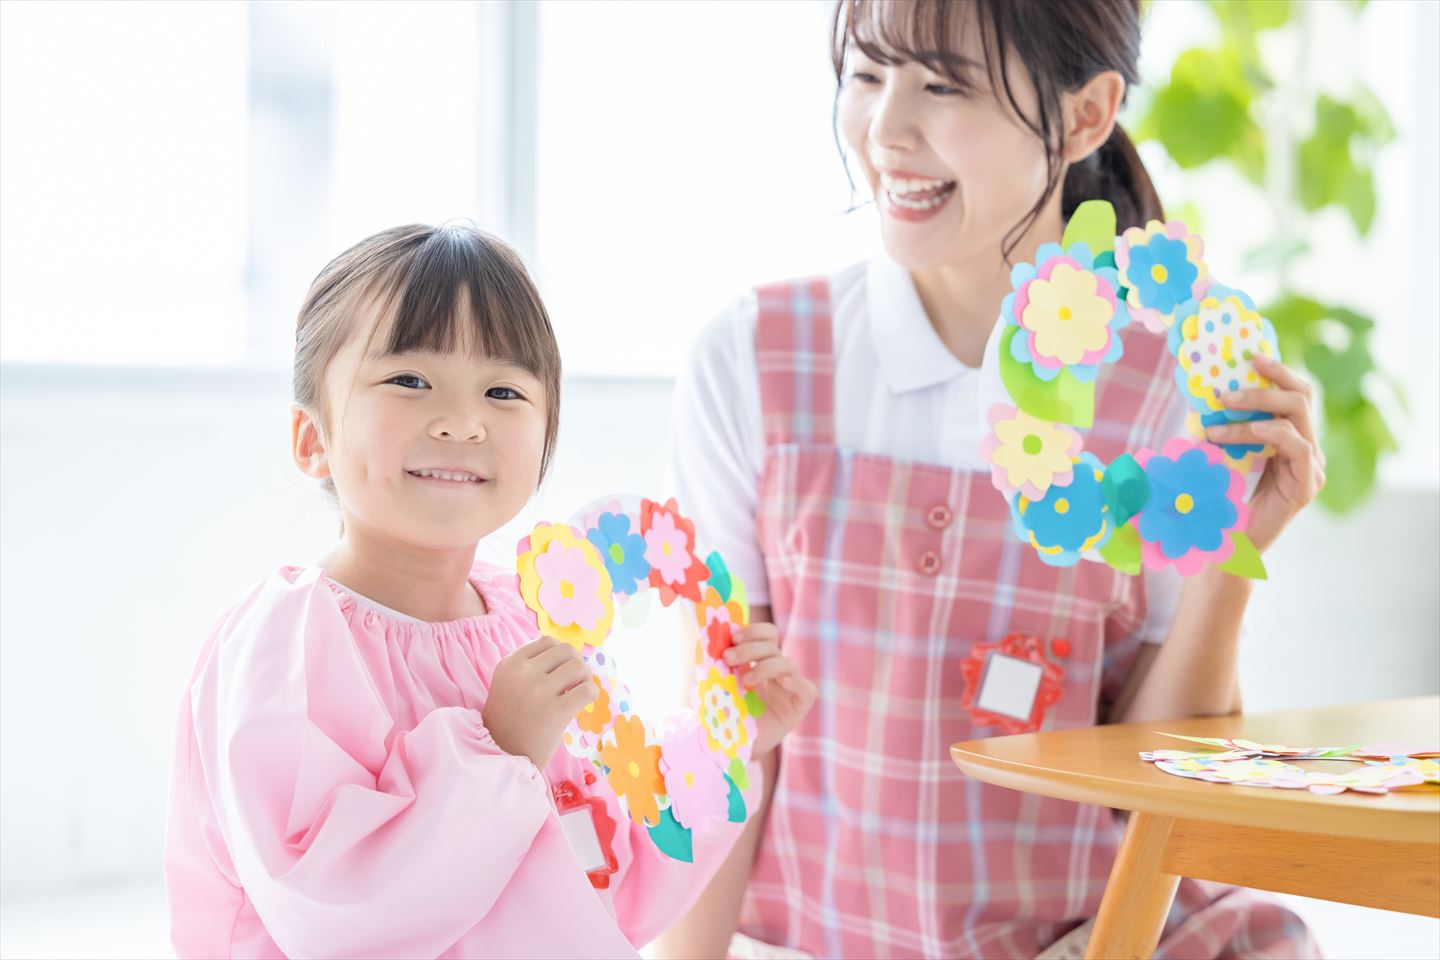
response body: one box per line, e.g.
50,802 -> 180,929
738,278 -> 1318,959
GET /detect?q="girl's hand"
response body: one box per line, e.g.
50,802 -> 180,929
482,636 -> 597,769
1206,354 -> 1327,553
722,623 -> 817,757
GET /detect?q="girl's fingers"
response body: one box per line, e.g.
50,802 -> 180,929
740,655 -> 796,688
724,639 -> 781,665
518,636 -> 559,657
551,658 -> 593,693
562,675 -> 599,704
1252,355 -> 1314,399
536,643 -> 583,674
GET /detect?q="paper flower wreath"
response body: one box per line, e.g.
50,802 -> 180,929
516,495 -> 760,862
980,200 -> 1278,580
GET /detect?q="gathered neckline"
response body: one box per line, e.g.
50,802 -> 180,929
307,565 -> 508,629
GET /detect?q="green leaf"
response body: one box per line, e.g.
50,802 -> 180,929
1342,164 -> 1376,235
1062,200 -> 1117,256
724,773 -> 747,823
646,807 -> 694,862
1102,454 -> 1150,527
1318,399 -> 1389,512
727,756 -> 749,792
1138,48 -> 1257,169
998,327 -> 1096,428
1305,337 -> 1372,412
1099,523 -> 1142,576
1209,0 -> 1293,33
1217,531 -> 1267,580
743,689 -> 767,718
1262,293 -> 1326,362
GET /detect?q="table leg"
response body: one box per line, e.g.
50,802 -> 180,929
1085,812 -> 1181,960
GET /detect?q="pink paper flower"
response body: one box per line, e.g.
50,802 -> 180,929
535,539 -> 607,630
659,725 -> 730,829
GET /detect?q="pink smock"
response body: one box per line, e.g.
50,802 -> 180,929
164,561 -> 754,958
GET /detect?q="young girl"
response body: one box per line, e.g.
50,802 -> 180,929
163,224 -> 816,958
660,1 -> 1324,958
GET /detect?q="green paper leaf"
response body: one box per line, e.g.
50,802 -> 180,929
646,807 -> 694,862
727,756 -> 749,792
730,574 -> 750,624
704,551 -> 732,602
1098,522 -> 1141,576
1062,200 -> 1116,257
1102,454 -> 1150,527
724,773 -> 747,823
1217,531 -> 1267,580
999,327 -> 1095,428
744,689 -> 767,718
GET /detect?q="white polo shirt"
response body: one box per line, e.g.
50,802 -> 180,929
667,254 -> 1189,645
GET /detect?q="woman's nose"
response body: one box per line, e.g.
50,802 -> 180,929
868,85 -> 920,153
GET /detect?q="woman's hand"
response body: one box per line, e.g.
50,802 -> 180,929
482,636 -> 597,769
1205,354 -> 1326,553
722,622 -> 817,757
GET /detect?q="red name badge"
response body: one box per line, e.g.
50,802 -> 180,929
552,776 -> 619,890
960,632 -> 1068,735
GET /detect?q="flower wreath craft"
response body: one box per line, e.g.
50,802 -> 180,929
979,199 -> 1279,579
516,495 -> 761,862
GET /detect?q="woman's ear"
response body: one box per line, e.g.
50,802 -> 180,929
291,404 -> 331,479
1062,69 -> 1126,164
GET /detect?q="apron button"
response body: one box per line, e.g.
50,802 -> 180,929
925,505 -> 953,529
917,550 -> 942,575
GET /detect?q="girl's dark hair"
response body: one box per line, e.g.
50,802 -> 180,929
831,0 -> 1164,259
294,223 -> 562,484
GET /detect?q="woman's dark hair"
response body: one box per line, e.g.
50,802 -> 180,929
831,0 -> 1164,259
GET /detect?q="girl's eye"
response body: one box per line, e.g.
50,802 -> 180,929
388,374 -> 430,390
486,386 -> 523,401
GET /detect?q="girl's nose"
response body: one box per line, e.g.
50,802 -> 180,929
434,417 -> 486,442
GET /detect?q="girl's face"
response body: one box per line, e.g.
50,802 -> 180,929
836,32 -> 1052,271
301,305 -> 548,552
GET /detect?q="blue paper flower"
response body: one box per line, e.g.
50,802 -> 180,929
1134,440 -> 1246,575
1123,233 -> 1199,316
586,511 -> 651,595
1010,452 -> 1112,567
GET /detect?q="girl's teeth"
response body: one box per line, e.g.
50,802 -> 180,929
411,469 -> 480,482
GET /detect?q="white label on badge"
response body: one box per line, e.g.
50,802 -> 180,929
976,652 -> 1043,721
559,805 -> 607,872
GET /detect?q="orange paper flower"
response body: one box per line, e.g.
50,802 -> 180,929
600,715 -> 665,826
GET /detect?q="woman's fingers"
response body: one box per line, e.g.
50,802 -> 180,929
741,655 -> 796,688
1252,354 -> 1313,399
1219,389 -> 1316,444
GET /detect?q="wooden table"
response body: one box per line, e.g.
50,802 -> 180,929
951,697 -> 1440,959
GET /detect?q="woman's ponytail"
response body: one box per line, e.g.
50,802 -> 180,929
1062,124 -> 1164,231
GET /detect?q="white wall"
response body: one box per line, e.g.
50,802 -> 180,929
2,366 -> 1436,898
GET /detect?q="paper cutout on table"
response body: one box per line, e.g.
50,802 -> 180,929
1151,733 -> 1439,762
978,199 -> 1270,580
1145,752 -> 1439,796
520,494 -> 758,861
959,632 -> 1067,734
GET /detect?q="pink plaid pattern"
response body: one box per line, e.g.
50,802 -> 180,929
739,279 -> 1318,959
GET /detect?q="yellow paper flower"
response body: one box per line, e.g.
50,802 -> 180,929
981,404 -> 1083,500
1018,261 -> 1115,366
516,522 -> 615,650
697,665 -> 750,760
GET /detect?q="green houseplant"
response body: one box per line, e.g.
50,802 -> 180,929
1130,0 -> 1400,512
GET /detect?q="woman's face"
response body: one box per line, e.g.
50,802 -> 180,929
836,30 -> 1053,271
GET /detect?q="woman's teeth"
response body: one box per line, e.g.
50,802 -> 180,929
879,172 -> 956,210
408,469 -> 482,483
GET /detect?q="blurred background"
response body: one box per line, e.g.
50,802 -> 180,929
1,1 -> 1435,957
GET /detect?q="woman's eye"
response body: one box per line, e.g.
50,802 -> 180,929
388,374 -> 430,390
486,386 -> 523,401
925,82 -> 963,96
848,70 -> 881,85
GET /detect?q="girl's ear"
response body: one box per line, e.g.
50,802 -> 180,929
1061,69 -> 1126,165
291,404 -> 331,479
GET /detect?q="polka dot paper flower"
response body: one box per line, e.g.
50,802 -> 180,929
641,498 -> 710,605
586,510 -> 651,596
562,647 -> 633,766
1134,438 -> 1248,575
1004,242 -> 1129,383
1168,284 -> 1279,416
980,403 -> 1083,499
516,523 -> 614,650
1115,220 -> 1209,333
599,714 -> 666,827
696,664 -> 752,761
659,724 -> 730,830
1009,452 -> 1112,567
